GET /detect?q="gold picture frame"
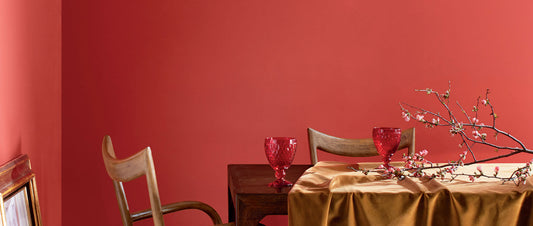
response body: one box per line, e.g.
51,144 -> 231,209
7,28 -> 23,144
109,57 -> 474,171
0,155 -> 41,226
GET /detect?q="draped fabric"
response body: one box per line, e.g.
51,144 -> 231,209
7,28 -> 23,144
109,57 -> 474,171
288,161 -> 533,226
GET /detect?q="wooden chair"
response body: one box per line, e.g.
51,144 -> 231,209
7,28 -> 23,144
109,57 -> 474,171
308,128 -> 416,165
102,135 -> 232,226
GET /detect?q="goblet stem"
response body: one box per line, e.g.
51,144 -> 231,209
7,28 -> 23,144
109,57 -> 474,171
383,155 -> 393,169
275,168 -> 286,180
269,168 -> 293,187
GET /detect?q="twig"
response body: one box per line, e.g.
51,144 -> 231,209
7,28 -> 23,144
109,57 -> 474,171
396,83 -> 533,185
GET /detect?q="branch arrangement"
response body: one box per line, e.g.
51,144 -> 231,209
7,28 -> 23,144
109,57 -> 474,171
354,83 -> 532,185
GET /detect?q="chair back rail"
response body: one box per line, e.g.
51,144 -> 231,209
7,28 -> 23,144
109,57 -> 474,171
308,128 -> 415,165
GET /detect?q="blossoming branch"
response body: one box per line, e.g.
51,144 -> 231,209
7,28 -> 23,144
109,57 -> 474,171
396,83 -> 533,185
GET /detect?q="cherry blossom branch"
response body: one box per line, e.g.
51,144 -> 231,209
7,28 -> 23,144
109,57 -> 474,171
400,89 -> 533,161
393,84 -> 533,185
349,150 -> 531,185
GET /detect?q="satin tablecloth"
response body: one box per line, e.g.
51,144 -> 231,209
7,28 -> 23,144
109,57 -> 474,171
288,161 -> 533,226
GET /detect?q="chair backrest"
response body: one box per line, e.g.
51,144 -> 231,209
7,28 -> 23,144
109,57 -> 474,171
308,127 -> 415,165
102,135 -> 164,226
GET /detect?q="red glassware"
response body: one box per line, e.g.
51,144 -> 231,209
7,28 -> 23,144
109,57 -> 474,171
264,137 -> 297,187
372,127 -> 402,169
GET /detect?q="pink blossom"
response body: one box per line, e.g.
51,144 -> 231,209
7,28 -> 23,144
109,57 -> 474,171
472,130 -> 481,139
432,118 -> 440,124
419,149 -> 428,156
460,151 -> 468,160
477,166 -> 482,172
469,175 -> 475,182
401,112 -> 410,122
472,118 -> 479,124
494,166 -> 500,173
472,130 -> 486,139
416,115 -> 424,121
459,154 -> 466,161
481,99 -> 487,105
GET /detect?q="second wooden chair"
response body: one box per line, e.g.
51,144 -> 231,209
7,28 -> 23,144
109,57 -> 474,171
307,128 -> 415,165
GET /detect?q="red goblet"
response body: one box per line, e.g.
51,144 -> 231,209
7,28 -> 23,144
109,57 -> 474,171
372,127 -> 402,169
264,137 -> 297,187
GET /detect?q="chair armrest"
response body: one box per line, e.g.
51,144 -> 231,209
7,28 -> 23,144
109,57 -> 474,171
131,201 -> 224,225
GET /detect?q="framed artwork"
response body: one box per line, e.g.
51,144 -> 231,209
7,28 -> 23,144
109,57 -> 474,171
0,155 -> 41,226
4,186 -> 31,226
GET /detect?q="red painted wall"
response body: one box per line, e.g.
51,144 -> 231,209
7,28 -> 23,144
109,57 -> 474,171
62,1 -> 533,225
0,0 -> 62,225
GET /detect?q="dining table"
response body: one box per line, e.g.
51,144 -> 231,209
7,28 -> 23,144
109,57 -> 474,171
288,161 -> 533,226
227,164 -> 311,226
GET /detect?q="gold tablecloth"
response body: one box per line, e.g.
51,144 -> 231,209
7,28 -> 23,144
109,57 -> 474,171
288,161 -> 533,226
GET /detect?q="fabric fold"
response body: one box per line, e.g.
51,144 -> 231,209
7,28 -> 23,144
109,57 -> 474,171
289,161 -> 533,226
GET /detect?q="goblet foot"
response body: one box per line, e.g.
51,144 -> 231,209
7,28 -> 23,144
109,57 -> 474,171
269,178 -> 293,188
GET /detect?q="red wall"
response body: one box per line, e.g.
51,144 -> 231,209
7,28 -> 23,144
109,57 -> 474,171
0,0 -> 62,225
62,1 -> 533,225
